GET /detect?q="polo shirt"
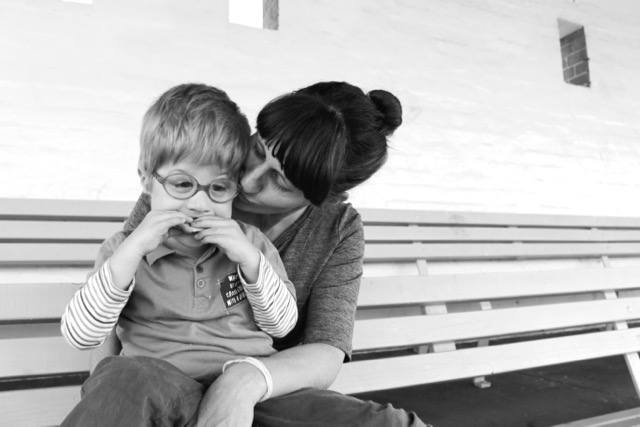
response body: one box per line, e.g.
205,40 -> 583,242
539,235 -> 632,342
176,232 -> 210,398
61,222 -> 296,384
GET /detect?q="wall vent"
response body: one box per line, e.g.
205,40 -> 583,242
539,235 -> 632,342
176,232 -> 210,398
558,19 -> 590,87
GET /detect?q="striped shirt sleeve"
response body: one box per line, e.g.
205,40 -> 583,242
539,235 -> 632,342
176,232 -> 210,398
238,251 -> 298,338
61,259 -> 134,349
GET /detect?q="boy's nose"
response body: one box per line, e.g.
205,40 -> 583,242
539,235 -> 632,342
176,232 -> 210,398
185,189 -> 214,214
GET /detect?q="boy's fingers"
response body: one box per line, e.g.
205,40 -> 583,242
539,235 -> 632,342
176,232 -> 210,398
170,212 -> 192,222
167,227 -> 185,238
152,211 -> 192,222
191,217 -> 235,231
159,216 -> 192,236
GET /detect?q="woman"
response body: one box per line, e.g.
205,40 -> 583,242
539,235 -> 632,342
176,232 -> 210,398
99,81 -> 426,426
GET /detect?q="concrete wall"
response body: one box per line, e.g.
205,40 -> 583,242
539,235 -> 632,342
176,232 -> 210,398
1,0 -> 640,215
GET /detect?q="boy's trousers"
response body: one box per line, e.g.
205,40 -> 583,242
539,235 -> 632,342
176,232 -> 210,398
60,355 -> 429,427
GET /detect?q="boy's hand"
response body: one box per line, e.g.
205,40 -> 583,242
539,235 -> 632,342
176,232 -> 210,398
126,210 -> 192,257
191,216 -> 261,282
108,210 -> 191,290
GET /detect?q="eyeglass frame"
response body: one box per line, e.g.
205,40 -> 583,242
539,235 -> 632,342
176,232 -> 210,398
152,171 -> 240,203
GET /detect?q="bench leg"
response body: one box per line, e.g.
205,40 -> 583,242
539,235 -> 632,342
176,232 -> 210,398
473,302 -> 493,389
420,303 -> 456,354
601,256 -> 640,398
472,338 -> 493,388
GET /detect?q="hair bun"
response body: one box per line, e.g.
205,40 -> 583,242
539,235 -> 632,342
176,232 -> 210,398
368,90 -> 402,135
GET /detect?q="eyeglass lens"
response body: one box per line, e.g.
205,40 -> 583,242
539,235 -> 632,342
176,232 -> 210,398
162,173 -> 238,202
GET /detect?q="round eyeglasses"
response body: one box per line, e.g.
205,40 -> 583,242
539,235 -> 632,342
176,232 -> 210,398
153,172 -> 239,203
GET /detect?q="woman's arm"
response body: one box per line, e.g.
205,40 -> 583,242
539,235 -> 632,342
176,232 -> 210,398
194,209 -> 364,426
264,207 -> 364,392
263,342 -> 343,390
194,343 -> 343,427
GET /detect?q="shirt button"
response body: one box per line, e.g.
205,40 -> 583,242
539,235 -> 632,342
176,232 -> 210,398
196,265 -> 203,273
196,279 -> 206,288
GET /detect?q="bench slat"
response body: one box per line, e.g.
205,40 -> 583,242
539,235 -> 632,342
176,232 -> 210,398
331,328 -> 640,395
352,298 -> 640,351
9,241 -> 640,265
0,198 -> 132,220
1,386 -> 80,427
0,283 -> 81,321
0,220 -> 122,241
359,208 -> 640,229
364,242 -> 640,261
1,336 -> 90,378
357,267 -> 640,307
0,243 -> 100,266
364,226 -> 640,243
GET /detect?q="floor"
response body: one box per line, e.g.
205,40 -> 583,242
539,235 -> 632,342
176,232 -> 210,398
354,356 -> 639,427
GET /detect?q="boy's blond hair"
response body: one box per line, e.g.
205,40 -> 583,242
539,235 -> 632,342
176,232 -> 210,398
138,83 -> 250,190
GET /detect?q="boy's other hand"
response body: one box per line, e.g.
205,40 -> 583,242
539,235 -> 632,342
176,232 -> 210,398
190,216 -> 261,282
127,211 -> 192,257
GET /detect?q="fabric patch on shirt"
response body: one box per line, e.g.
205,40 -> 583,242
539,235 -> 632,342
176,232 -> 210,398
219,272 -> 246,309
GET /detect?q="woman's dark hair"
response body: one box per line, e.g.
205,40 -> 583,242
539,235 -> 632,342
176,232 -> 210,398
257,93 -> 348,205
257,81 -> 402,205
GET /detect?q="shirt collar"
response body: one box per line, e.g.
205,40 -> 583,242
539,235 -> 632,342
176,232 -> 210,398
145,244 -> 176,266
144,243 -> 219,266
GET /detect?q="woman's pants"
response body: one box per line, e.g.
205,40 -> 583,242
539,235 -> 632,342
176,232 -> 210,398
61,356 -> 429,427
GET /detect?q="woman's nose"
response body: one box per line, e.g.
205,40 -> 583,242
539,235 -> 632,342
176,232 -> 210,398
240,163 -> 267,194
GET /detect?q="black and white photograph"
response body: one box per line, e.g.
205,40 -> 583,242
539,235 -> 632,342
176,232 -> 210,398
2,1 -> 640,426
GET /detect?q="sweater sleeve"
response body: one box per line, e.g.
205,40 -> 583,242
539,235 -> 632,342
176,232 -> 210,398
272,204 -> 364,361
123,192 -> 151,232
237,251 -> 298,338
61,233 -> 133,349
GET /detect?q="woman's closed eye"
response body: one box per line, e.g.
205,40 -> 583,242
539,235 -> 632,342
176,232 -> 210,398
271,171 -> 291,192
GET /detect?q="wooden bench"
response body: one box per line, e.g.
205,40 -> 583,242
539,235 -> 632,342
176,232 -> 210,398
3,198 -> 640,426
331,208 -> 640,426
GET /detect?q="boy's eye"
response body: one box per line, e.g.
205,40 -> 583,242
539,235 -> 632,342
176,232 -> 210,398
210,183 -> 229,193
167,177 -> 195,193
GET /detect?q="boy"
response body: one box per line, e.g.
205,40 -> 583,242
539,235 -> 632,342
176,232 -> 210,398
60,83 -> 297,424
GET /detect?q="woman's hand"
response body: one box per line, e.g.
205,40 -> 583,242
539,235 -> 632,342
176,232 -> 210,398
194,362 -> 266,427
191,216 -> 261,282
193,344 -> 343,426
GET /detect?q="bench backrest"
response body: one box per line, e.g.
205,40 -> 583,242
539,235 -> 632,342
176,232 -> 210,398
0,198 -> 132,426
4,199 -> 640,425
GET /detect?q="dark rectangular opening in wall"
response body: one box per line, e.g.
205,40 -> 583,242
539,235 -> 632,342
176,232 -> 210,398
263,0 -> 278,30
558,19 -> 590,88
